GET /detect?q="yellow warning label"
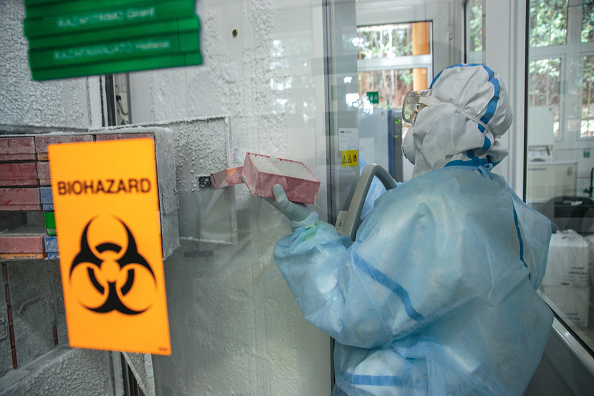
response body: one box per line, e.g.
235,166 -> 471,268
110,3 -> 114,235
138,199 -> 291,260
340,150 -> 359,167
49,139 -> 170,355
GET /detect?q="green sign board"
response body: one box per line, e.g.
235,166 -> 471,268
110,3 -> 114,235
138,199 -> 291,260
24,0 -> 202,81
367,91 -> 379,104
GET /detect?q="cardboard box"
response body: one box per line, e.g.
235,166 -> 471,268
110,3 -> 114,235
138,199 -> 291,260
541,284 -> 590,327
543,230 -> 589,288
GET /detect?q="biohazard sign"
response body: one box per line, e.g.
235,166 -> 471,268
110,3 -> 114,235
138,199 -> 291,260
49,138 -> 171,355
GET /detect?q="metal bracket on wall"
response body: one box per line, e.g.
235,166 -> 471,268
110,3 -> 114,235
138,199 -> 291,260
114,74 -> 131,126
104,74 -> 132,127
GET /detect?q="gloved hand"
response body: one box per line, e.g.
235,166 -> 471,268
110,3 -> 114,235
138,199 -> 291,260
265,184 -> 319,231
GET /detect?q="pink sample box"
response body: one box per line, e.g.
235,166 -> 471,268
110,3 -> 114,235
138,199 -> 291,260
35,134 -> 93,160
0,136 -> 36,161
210,166 -> 244,189
94,132 -> 154,141
0,163 -> 39,187
37,161 -> 51,185
242,152 -> 320,204
0,187 -> 41,211
0,235 -> 45,254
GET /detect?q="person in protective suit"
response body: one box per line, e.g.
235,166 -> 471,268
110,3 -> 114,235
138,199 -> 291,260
266,64 -> 553,395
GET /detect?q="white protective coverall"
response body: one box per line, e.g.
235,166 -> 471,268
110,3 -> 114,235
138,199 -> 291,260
270,64 -> 553,395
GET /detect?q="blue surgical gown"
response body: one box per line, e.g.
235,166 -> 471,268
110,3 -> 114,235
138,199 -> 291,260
274,166 -> 553,395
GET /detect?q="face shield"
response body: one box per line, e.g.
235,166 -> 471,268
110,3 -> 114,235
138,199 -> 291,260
402,89 -> 431,124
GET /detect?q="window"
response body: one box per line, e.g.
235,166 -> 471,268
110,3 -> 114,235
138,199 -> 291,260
525,0 -> 594,354
528,58 -> 562,139
356,22 -> 432,111
582,0 -> 594,43
465,0 -> 485,64
530,0 -> 568,47
358,68 -> 426,110
582,55 -> 594,137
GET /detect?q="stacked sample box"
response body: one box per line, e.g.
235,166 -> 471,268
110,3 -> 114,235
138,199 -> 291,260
44,210 -> 58,259
0,137 -> 43,258
0,129 -> 179,260
0,134 -> 92,259
38,135 -> 94,259
24,0 -> 202,80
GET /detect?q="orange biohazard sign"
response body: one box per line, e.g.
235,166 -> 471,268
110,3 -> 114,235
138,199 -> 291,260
49,138 -> 171,355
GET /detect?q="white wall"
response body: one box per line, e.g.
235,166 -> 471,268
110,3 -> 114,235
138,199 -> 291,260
0,0 -> 350,394
128,1 -> 335,394
0,0 -> 102,131
0,1 -> 115,394
484,0 -> 527,193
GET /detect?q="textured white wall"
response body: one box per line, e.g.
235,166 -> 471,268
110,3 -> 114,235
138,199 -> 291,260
0,347 -> 115,396
0,1 -> 115,395
129,1 -> 334,395
0,0 -> 114,395
0,0 -> 102,130
0,0 -> 336,394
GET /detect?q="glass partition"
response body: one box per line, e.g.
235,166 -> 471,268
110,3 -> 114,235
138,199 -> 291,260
355,15 -> 435,182
358,68 -> 425,110
356,21 -> 431,110
525,0 -> 594,354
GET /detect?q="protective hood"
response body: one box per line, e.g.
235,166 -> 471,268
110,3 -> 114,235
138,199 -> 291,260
403,64 -> 513,178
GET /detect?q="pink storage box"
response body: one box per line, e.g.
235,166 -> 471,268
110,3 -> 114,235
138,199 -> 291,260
0,136 -> 36,161
242,152 -> 320,204
0,187 -> 41,210
0,235 -> 45,254
94,132 -> 154,141
210,166 -> 244,189
0,163 -> 38,186
35,134 -> 93,160
37,161 -> 51,185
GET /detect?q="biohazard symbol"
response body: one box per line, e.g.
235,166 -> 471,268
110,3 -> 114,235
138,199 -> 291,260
69,216 -> 156,315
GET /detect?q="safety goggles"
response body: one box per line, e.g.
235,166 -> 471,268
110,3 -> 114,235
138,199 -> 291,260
402,90 -> 495,136
402,90 -> 431,124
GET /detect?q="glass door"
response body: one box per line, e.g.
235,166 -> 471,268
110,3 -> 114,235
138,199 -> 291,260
355,0 -> 459,182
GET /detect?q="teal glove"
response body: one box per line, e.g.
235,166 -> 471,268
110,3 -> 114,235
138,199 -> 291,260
266,184 -> 319,230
